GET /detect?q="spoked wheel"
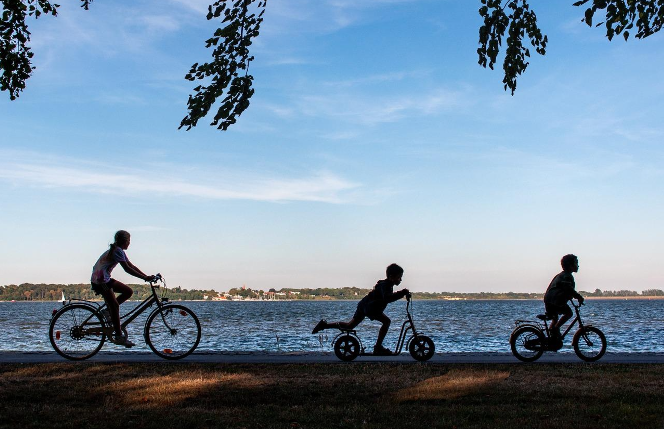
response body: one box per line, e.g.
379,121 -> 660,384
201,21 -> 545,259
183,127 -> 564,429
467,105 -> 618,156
144,304 -> 201,360
573,326 -> 607,362
334,334 -> 360,361
49,304 -> 107,360
510,326 -> 545,362
408,335 -> 435,361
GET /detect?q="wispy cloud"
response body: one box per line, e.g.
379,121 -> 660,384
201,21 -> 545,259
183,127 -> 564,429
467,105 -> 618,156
0,152 -> 360,204
293,86 -> 471,126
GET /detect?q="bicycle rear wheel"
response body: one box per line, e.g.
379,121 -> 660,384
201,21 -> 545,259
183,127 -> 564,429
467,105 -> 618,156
144,304 -> 201,360
510,326 -> 545,362
573,326 -> 607,362
49,304 -> 106,360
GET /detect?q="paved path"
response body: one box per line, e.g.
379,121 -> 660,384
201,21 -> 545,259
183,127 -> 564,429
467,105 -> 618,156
1,351 -> 663,364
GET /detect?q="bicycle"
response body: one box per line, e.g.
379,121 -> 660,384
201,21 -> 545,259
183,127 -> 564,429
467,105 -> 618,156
48,274 -> 201,360
332,294 -> 435,362
510,299 -> 606,362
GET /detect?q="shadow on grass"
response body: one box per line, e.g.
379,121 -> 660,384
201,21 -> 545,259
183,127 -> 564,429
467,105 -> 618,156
1,363 -> 663,429
393,369 -> 510,402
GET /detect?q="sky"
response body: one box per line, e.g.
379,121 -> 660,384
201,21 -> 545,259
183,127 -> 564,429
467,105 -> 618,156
1,0 -> 663,293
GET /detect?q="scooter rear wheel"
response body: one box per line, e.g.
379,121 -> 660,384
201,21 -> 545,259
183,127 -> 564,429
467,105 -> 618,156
334,334 -> 360,361
409,335 -> 435,361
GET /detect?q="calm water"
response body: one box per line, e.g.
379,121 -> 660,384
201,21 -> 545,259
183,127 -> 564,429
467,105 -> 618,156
0,299 -> 662,353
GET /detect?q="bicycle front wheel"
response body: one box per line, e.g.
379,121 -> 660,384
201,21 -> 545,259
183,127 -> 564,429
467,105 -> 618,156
573,326 -> 607,362
49,304 -> 106,360
144,304 -> 201,360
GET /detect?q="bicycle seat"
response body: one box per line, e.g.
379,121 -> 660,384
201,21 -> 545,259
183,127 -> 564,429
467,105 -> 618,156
537,314 -> 554,321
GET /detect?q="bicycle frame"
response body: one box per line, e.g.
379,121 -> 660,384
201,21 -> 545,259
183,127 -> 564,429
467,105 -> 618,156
514,300 -> 586,341
55,279 -> 167,333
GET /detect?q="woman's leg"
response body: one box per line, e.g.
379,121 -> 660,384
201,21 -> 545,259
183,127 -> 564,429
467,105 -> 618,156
99,288 -> 122,336
108,279 -> 133,305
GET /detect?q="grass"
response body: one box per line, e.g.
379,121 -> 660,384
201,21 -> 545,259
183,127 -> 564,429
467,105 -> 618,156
1,363 -> 663,429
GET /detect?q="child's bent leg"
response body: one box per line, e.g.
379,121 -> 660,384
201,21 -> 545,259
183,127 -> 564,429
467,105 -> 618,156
374,313 -> 391,347
554,305 -> 573,331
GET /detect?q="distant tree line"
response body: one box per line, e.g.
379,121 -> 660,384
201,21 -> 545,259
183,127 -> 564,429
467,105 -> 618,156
0,283 -> 219,301
584,288 -> 664,297
2,283 -> 662,301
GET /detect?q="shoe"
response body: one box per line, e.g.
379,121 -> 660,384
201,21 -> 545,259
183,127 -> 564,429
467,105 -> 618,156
113,336 -> 136,348
373,345 -> 392,356
312,319 -> 327,334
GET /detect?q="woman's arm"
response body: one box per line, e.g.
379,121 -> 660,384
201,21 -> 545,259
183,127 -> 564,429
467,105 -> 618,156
119,261 -> 150,281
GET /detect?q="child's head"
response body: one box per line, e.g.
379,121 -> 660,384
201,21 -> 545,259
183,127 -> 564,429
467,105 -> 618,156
114,230 -> 131,249
386,263 -> 404,283
560,254 -> 579,273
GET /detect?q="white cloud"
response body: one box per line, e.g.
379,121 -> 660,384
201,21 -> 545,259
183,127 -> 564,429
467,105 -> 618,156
0,152 -> 360,204
293,86 -> 470,126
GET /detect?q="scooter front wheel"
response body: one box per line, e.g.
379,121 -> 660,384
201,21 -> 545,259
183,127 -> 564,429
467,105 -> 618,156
510,326 -> 545,362
409,335 -> 435,361
334,334 -> 360,361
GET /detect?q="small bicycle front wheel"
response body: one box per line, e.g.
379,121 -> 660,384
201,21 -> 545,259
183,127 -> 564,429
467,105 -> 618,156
408,335 -> 435,361
573,326 -> 607,362
144,304 -> 201,360
510,326 -> 545,362
49,304 -> 106,360
334,334 -> 360,361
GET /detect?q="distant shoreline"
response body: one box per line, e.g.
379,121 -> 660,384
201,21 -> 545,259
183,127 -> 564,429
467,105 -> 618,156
3,296 -> 663,303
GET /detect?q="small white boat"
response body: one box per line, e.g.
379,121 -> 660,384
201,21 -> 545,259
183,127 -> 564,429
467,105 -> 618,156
61,292 -> 66,302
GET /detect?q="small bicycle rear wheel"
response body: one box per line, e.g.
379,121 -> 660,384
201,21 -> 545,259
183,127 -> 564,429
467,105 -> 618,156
573,326 -> 607,362
49,304 -> 106,360
144,304 -> 201,360
334,334 -> 360,361
408,335 -> 435,361
510,326 -> 545,362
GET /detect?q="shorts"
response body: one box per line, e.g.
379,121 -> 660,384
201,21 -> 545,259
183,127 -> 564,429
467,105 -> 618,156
352,300 -> 381,322
91,278 -> 121,295
545,302 -> 572,319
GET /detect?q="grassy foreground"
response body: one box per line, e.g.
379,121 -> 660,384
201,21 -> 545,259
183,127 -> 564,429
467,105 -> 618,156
1,363 -> 663,429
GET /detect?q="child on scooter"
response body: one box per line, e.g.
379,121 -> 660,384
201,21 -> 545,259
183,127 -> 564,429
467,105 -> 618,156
312,263 -> 409,355
544,254 -> 585,343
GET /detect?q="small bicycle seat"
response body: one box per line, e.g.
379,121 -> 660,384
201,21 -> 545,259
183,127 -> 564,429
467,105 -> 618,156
537,314 -> 554,321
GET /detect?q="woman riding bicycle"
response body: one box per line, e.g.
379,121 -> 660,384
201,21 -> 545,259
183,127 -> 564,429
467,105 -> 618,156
91,230 -> 157,347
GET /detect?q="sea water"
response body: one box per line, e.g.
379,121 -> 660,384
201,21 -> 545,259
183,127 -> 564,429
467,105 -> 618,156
0,299 -> 662,353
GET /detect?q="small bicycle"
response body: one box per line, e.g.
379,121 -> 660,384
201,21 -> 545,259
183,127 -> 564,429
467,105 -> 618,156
510,299 -> 607,362
48,274 -> 201,360
332,294 -> 435,362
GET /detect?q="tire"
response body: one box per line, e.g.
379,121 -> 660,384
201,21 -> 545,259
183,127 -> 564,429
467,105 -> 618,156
334,334 -> 360,361
49,304 -> 106,360
408,335 -> 435,361
573,326 -> 607,362
510,326 -> 545,362
144,304 -> 201,360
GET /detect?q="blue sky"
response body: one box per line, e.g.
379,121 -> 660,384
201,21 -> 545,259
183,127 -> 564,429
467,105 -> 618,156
1,0 -> 663,293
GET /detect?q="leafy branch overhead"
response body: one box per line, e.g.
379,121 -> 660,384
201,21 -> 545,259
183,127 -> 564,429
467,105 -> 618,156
1,1 -> 663,130
179,0 -> 266,131
477,0 -> 664,95
477,0 -> 547,95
